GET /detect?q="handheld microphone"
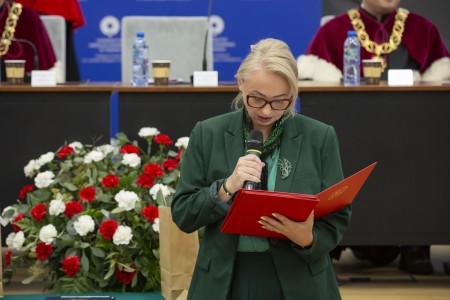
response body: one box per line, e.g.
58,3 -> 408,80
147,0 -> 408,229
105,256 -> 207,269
244,130 -> 263,190
12,38 -> 40,71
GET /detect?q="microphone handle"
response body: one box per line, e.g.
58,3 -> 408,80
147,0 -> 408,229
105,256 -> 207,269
244,181 -> 256,190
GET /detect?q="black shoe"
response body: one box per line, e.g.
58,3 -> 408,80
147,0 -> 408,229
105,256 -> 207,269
399,246 -> 434,275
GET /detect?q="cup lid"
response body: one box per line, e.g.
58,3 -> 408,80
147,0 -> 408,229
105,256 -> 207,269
4,59 -> 26,63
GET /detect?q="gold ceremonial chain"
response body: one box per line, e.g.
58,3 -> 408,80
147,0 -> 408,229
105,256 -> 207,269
348,7 -> 409,70
0,2 -> 23,56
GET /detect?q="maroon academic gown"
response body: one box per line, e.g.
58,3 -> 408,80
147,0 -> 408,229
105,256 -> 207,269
0,1 -> 56,73
306,7 -> 449,74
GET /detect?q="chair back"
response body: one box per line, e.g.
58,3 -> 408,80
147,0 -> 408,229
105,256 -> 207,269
121,16 -> 213,83
40,15 -> 66,82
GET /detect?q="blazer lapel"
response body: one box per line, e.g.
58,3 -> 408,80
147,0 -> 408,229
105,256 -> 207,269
224,112 -> 245,173
276,117 -> 302,192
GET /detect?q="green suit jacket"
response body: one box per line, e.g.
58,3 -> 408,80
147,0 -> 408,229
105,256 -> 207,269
172,111 -> 351,300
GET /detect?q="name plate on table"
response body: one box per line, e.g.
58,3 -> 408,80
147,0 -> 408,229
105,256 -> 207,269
193,71 -> 218,87
31,70 -> 57,87
388,69 -> 414,86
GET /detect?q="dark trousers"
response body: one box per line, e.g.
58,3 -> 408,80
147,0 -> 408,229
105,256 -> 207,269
228,252 -> 285,300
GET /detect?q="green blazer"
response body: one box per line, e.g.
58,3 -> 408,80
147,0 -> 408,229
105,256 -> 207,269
172,111 -> 351,300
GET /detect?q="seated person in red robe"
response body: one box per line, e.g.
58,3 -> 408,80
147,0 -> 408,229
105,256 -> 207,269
297,0 -> 450,82
15,0 -> 86,81
0,0 -> 57,82
297,0 -> 449,275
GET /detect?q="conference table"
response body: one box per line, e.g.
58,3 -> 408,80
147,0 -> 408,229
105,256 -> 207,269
1,81 -> 449,246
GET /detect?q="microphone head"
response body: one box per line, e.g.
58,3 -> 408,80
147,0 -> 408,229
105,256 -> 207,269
246,130 -> 263,154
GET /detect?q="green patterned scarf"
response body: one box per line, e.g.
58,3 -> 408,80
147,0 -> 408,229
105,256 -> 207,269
243,108 -> 288,190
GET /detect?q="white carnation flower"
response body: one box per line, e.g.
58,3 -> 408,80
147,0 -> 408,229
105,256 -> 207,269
84,150 -> 105,164
39,224 -> 58,245
152,218 -> 160,233
69,141 -> 83,153
149,183 -> 171,199
138,127 -> 160,138
97,144 -> 115,155
114,190 -> 139,211
49,199 -> 66,216
24,159 -> 41,178
121,153 -> 141,168
1,206 -> 17,225
74,215 -> 96,236
175,137 -> 189,149
38,152 -> 55,166
6,232 -> 16,248
11,231 -> 25,251
34,171 -> 55,188
113,225 -> 133,245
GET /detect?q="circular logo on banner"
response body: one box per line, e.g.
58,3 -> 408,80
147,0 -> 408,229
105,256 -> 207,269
210,15 -> 225,36
100,15 -> 120,37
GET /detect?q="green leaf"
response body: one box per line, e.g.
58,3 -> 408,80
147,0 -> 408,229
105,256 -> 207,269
91,247 -> 105,258
62,182 -> 78,192
79,242 -> 90,249
115,132 -> 128,141
111,207 -> 125,214
22,274 -> 39,284
104,264 -> 115,280
81,252 -> 89,274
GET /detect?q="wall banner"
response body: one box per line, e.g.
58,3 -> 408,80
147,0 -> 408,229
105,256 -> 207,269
77,0 -> 320,82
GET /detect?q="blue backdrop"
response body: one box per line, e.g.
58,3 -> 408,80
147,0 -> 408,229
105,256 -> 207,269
76,0 -> 321,82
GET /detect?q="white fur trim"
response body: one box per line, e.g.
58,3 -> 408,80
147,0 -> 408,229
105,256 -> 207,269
421,57 -> 450,81
297,54 -> 342,82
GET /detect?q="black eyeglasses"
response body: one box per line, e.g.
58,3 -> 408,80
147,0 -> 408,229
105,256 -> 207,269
246,95 -> 292,111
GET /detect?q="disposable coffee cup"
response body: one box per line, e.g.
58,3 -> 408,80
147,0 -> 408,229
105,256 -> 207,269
152,60 -> 170,85
5,59 -> 26,85
362,59 -> 383,85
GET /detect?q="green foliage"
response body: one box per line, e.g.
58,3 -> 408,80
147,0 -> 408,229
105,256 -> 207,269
2,128 -> 188,292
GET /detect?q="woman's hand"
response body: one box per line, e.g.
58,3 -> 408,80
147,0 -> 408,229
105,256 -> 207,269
259,211 -> 315,248
227,155 -> 265,193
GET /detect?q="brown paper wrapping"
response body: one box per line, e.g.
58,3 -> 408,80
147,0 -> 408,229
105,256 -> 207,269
159,207 -> 199,300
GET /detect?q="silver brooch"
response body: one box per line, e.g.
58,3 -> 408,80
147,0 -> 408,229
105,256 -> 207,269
278,157 -> 292,179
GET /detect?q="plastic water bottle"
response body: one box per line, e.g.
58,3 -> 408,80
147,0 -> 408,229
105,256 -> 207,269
132,32 -> 149,86
343,30 -> 360,86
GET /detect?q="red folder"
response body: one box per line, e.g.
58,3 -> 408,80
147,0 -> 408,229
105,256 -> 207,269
220,162 -> 377,239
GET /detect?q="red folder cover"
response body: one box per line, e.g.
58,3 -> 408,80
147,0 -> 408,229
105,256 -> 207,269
220,162 -> 377,239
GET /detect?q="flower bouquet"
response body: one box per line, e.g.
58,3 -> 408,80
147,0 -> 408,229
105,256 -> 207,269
1,127 -> 189,293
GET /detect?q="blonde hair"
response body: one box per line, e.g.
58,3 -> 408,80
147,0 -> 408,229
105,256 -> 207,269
232,38 -> 298,117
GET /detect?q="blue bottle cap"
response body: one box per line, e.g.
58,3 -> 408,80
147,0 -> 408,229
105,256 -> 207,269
136,32 -> 145,38
347,30 -> 357,36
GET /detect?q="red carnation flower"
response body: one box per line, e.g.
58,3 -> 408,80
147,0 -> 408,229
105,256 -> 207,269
154,134 -> 173,146
120,144 -> 140,155
5,250 -> 12,266
19,185 -> 34,200
136,173 -> 154,188
30,204 -> 46,221
36,242 -> 53,260
163,158 -> 179,171
64,201 -> 83,218
101,174 -> 119,188
99,220 -> 119,240
143,163 -> 163,177
57,145 -> 74,159
62,256 -> 80,276
175,149 -> 183,161
116,264 -> 137,285
12,213 -> 25,232
142,205 -> 158,222
79,187 -> 96,202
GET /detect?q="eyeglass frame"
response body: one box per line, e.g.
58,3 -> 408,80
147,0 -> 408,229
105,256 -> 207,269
245,93 -> 292,111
